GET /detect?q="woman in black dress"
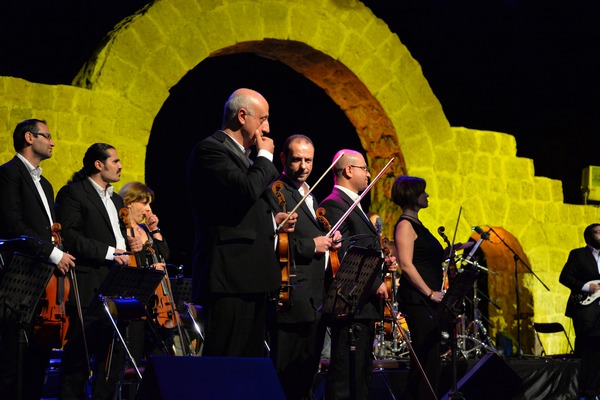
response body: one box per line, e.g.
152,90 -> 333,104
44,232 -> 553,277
393,175 -> 445,400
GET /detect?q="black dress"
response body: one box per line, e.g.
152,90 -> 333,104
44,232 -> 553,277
396,217 -> 444,400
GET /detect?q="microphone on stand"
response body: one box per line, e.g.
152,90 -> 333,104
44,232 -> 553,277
375,217 -> 383,237
472,226 -> 493,242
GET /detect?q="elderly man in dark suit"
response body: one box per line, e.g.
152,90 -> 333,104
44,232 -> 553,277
560,223 -> 600,400
187,88 -> 296,358
56,143 -> 142,400
0,119 -> 76,399
319,149 -> 393,400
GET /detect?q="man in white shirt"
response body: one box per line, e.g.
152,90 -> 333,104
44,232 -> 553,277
0,118 -> 77,399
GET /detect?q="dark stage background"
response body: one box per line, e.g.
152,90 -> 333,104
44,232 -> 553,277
1,0 -> 599,269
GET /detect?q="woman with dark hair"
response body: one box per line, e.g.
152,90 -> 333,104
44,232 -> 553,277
392,175 -> 444,400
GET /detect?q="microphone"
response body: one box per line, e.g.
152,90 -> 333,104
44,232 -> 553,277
472,226 -> 492,241
375,217 -> 383,236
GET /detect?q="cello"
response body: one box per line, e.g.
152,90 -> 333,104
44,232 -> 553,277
35,223 -> 70,348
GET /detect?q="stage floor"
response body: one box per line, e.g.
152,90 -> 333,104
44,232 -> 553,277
42,352 -> 579,399
316,355 -> 579,400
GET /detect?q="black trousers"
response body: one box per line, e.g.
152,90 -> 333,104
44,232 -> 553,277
0,320 -> 51,400
325,319 -> 375,400
203,293 -> 272,357
401,303 -> 441,400
271,318 -> 327,400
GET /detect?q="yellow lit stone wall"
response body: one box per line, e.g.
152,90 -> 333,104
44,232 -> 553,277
1,0 -> 598,355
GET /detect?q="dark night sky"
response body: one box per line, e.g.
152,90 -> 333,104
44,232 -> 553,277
1,0 -> 599,265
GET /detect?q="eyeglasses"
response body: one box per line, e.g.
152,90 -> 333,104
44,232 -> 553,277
30,131 -> 52,140
350,165 -> 369,171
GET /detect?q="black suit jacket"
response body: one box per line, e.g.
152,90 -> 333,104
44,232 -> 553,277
319,187 -> 384,320
55,178 -> 126,307
559,246 -> 600,335
187,130 -> 281,304
0,156 -> 55,259
267,174 -> 328,323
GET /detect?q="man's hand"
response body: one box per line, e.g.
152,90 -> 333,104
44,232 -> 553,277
276,212 -> 298,233
376,282 -> 389,300
254,131 -> 275,154
56,252 -> 76,275
128,236 -> 143,253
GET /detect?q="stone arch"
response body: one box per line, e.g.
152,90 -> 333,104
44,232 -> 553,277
1,0 -> 598,354
72,0 -> 449,227
469,227 -> 536,354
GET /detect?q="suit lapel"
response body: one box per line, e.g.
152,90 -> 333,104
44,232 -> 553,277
14,157 -> 52,225
334,187 -> 377,235
82,179 -> 114,230
213,130 -> 250,169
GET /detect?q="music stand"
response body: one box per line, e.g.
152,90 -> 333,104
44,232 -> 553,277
436,262 -> 479,400
90,266 -> 164,388
323,246 -> 384,400
88,265 -> 164,314
168,276 -> 192,310
0,252 -> 55,400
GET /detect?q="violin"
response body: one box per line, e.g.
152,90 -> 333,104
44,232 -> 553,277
315,207 -> 341,277
118,207 -> 137,267
272,181 -> 291,311
35,223 -> 70,348
380,235 -> 397,299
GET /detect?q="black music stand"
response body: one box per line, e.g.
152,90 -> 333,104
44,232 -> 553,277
88,265 -> 164,314
168,276 -> 192,310
436,262 -> 479,400
90,266 -> 164,389
0,252 -> 55,400
167,277 -> 204,355
323,246 -> 384,400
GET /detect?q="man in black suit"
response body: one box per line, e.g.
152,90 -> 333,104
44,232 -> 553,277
56,143 -> 142,400
319,149 -> 392,400
267,134 -> 341,400
0,119 -> 76,399
187,88 -> 296,358
559,223 -> 600,399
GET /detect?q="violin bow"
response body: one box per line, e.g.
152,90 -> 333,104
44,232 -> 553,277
275,152 -> 345,233
326,157 -> 395,238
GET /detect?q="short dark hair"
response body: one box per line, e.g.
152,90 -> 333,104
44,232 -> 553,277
282,134 -> 313,158
13,119 -> 46,152
69,143 -> 115,183
583,223 -> 600,245
391,175 -> 426,208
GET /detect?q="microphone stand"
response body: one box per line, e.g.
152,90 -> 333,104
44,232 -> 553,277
486,227 -> 549,356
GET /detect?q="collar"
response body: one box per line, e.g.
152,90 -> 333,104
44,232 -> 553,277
16,153 -> 42,180
87,177 -> 114,198
222,131 -> 247,154
335,184 -> 359,203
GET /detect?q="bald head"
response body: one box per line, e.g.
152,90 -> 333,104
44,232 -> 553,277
222,88 -> 268,129
333,149 -> 371,193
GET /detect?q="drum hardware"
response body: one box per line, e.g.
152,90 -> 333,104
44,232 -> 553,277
455,267 -> 499,359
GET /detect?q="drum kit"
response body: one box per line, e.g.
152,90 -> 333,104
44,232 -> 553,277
372,240 -> 498,362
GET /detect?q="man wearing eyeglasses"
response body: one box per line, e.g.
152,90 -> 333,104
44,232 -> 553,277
319,149 -> 391,400
560,223 -> 600,399
0,119 -> 76,399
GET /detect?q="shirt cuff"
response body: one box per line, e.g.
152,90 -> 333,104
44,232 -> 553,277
257,149 -> 273,162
